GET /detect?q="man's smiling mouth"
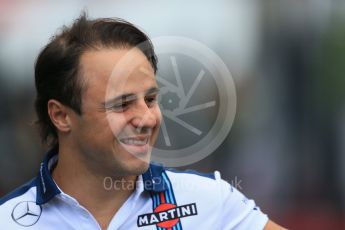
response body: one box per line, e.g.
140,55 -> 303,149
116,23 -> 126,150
118,136 -> 151,156
119,137 -> 149,146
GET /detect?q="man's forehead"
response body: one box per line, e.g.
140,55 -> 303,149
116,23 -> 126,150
80,47 -> 152,73
81,48 -> 124,74
80,47 -> 155,91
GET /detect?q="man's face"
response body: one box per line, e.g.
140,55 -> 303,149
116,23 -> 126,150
70,47 -> 161,177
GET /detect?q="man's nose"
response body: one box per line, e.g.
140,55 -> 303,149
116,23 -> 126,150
131,100 -> 157,131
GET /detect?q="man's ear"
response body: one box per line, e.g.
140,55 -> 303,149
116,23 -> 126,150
47,99 -> 72,133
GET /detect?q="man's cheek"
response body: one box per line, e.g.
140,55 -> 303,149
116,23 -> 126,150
107,113 -> 127,130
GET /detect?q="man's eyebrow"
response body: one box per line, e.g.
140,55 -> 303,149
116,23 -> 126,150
145,87 -> 160,95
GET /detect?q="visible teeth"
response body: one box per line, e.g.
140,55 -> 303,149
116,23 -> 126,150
121,138 -> 148,145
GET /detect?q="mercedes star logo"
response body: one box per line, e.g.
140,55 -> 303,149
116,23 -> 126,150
11,201 -> 42,227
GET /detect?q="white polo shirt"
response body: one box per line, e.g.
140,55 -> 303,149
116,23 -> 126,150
0,148 -> 268,229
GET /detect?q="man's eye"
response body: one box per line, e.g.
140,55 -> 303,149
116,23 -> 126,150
145,96 -> 158,106
109,102 -> 129,112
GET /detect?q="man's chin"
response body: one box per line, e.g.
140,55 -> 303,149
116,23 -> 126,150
119,156 -> 151,176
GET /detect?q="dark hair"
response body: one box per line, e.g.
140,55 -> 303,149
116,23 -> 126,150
34,13 -> 158,146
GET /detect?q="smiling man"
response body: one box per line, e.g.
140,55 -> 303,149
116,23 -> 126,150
0,14 -> 285,229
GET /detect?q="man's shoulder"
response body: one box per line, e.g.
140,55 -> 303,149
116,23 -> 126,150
0,178 -> 37,207
0,179 -> 40,229
163,168 -> 269,229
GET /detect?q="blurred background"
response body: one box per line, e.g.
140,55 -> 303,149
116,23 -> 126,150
1,0 -> 345,229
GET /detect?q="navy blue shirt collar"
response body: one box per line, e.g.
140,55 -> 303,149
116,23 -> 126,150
36,146 -> 167,205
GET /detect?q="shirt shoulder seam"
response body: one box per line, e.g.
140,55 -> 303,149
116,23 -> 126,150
165,168 -> 216,180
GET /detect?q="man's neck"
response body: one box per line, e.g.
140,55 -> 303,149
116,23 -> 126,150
51,147 -> 137,230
